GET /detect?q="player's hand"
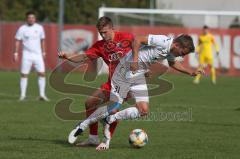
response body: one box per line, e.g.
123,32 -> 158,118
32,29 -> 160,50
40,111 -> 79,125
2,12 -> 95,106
58,51 -> 67,59
144,71 -> 152,78
13,52 -> 19,62
191,69 -> 205,76
130,62 -> 138,74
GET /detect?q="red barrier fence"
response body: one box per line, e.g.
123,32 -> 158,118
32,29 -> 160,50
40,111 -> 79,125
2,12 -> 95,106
0,23 -> 240,76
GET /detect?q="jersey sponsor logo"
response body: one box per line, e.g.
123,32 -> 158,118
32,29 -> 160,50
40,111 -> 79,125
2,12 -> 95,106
108,51 -> 123,61
104,39 -> 132,53
117,39 -> 131,48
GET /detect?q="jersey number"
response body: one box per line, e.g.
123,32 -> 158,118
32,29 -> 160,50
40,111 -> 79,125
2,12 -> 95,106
114,85 -> 120,93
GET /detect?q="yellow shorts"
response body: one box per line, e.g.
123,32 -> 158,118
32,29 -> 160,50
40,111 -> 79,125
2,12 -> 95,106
199,55 -> 213,65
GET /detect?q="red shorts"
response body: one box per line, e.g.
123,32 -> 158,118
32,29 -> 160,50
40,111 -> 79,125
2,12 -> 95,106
100,81 -> 111,98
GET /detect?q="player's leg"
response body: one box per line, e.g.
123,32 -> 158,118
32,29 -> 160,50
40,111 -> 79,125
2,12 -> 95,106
97,101 -> 149,151
207,57 -> 216,84
96,77 -> 130,150
19,74 -> 28,101
68,100 -> 120,145
19,56 -> 32,100
96,98 -> 149,151
194,55 -> 205,84
105,82 -> 149,124
106,101 -> 148,125
34,56 -> 49,101
76,88 -> 107,146
96,78 -> 149,151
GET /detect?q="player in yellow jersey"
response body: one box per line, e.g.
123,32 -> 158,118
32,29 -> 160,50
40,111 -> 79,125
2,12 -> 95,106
194,25 -> 219,84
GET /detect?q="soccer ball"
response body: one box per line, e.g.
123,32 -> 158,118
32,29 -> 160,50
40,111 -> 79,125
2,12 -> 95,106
129,129 -> 148,148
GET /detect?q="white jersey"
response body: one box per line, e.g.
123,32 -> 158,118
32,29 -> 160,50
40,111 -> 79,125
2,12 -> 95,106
15,23 -> 45,55
111,34 -> 175,103
122,34 -> 176,70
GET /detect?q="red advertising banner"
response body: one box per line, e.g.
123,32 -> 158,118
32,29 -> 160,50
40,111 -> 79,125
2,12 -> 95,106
0,23 -> 239,76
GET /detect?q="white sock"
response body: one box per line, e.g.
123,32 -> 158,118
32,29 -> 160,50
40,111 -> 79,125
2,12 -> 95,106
20,77 -> 28,97
38,77 -> 46,97
107,107 -> 140,124
80,106 -> 108,131
89,134 -> 98,139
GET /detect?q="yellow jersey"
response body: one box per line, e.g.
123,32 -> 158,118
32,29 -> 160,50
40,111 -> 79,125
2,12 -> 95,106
197,33 -> 219,57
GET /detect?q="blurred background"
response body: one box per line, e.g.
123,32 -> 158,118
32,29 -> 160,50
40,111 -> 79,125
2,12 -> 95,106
0,0 -> 240,75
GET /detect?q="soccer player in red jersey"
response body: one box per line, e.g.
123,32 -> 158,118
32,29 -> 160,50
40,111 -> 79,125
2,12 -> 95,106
59,16 -> 134,147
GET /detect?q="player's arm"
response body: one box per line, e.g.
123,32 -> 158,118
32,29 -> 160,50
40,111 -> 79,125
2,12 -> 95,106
131,35 -> 148,72
14,40 -> 21,62
58,42 -> 100,63
41,39 -> 46,57
211,36 -> 219,54
168,60 -> 204,76
196,38 -> 201,54
58,51 -> 90,63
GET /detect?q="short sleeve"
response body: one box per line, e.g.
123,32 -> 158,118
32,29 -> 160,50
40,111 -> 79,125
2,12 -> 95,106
126,33 -> 134,41
85,42 -> 100,59
15,27 -> 23,40
148,34 -> 168,46
40,26 -> 45,39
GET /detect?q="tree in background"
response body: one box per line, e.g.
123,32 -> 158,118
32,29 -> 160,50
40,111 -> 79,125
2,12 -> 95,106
0,0 -> 150,24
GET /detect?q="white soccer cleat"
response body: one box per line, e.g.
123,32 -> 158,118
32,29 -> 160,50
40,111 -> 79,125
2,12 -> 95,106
68,127 -> 83,144
193,79 -> 200,84
212,79 -> 217,85
96,142 -> 110,151
38,96 -> 50,101
19,96 -> 26,101
76,137 -> 100,147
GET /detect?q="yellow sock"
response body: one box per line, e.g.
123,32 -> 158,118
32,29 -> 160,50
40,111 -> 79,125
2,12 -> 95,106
194,74 -> 201,84
211,67 -> 216,83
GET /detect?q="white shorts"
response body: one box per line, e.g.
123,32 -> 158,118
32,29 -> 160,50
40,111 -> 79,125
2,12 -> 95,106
21,53 -> 45,74
110,63 -> 149,104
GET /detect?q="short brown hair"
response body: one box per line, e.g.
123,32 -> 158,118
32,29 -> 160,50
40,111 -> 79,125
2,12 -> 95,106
26,11 -> 36,17
174,34 -> 195,53
96,16 -> 113,30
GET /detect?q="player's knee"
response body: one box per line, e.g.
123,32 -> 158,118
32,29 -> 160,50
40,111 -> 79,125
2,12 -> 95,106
136,103 -> 149,116
85,99 -> 93,110
139,107 -> 149,116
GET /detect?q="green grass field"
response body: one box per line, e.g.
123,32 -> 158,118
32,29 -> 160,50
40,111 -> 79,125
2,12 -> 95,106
0,71 -> 240,159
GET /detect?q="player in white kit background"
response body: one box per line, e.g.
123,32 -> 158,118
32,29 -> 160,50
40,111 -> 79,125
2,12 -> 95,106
14,11 -> 49,101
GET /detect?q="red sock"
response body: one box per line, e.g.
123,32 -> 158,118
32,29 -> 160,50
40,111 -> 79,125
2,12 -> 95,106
86,108 -> 98,136
109,121 -> 118,137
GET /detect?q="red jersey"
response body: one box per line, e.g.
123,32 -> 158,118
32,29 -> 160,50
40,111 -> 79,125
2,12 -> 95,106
85,32 -> 134,82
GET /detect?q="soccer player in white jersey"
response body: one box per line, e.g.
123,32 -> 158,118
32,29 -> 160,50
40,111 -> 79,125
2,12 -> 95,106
14,11 -> 49,101
68,34 -> 204,150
